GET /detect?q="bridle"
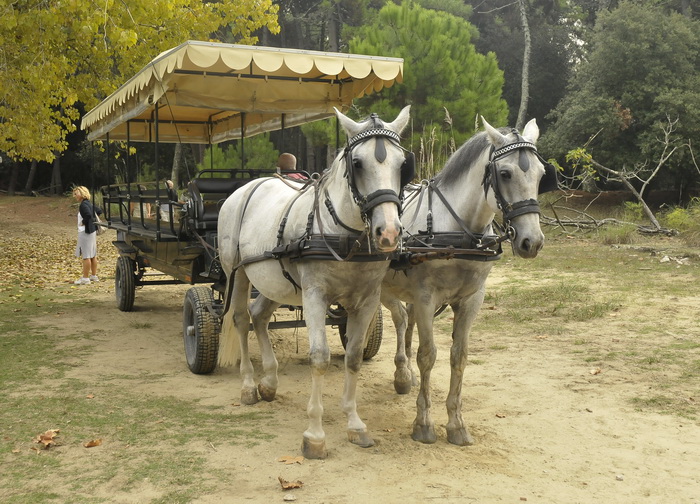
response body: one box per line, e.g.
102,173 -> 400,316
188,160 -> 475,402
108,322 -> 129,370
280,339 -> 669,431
483,133 -> 555,235
343,114 -> 414,218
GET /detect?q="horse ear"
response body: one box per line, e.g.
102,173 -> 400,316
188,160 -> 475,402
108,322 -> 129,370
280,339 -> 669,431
522,118 -> 540,143
386,105 -> 411,135
481,116 -> 507,148
334,107 -> 363,138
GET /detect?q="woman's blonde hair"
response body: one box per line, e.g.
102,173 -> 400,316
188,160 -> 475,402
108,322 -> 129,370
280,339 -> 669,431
72,186 -> 91,200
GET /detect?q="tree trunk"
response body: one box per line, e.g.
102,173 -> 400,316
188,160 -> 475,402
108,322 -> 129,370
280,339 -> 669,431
327,4 -> 339,52
680,0 -> 691,18
171,143 -> 182,188
51,154 -> 62,195
7,161 -> 19,196
24,160 -> 38,194
592,160 -> 662,230
515,0 -> 531,131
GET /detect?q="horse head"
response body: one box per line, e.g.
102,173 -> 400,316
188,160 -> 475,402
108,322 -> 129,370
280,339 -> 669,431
335,106 -> 411,252
482,117 -> 555,259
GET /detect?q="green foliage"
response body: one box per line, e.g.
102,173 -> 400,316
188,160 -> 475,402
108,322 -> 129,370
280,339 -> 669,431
662,197 -> 700,246
596,223 -> 640,245
622,201 -> 644,221
0,0 -> 280,162
663,198 -> 700,231
196,135 -> 278,173
301,118 -> 340,148
541,1 -> 700,190
347,1 -> 508,136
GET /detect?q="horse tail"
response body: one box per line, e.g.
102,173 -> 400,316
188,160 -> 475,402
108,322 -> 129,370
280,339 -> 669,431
218,271 -> 241,367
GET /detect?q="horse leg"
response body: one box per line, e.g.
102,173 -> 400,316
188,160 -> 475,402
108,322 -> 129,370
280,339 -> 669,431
405,303 -> 419,387
382,295 -> 412,394
249,295 -> 281,402
445,287 -> 485,446
411,301 -> 438,444
300,290 -> 330,459
233,269 -> 258,405
342,302 -> 377,448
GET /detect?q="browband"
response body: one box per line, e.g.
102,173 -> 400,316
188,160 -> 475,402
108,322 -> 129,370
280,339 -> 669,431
346,128 -> 402,149
490,141 -> 538,161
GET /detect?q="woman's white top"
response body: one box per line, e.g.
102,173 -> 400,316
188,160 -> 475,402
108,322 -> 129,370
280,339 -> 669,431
77,209 -> 85,232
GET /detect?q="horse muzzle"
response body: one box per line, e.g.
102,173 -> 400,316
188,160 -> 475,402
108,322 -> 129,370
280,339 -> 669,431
510,223 -> 544,259
370,202 -> 402,252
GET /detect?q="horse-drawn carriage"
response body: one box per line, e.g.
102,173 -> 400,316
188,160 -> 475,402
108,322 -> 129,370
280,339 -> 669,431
81,41 -> 404,373
83,40 -> 558,459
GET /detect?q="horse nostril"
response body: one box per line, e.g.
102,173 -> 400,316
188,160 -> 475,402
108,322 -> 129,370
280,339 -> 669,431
375,226 -> 383,237
521,238 -> 531,252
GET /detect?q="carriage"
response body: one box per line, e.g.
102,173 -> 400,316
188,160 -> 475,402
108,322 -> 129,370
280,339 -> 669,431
80,41 -> 403,373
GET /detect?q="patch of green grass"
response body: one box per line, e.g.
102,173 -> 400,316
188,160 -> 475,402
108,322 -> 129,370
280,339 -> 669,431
0,290 -> 277,503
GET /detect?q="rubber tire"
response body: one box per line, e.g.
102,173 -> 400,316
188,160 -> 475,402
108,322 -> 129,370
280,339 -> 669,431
115,256 -> 136,312
183,286 -> 220,374
339,306 -> 383,360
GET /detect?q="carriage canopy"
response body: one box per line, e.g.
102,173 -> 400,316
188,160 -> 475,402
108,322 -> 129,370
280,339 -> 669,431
81,41 -> 404,144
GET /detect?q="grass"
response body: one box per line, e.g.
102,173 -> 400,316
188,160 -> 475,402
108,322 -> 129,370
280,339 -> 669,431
467,233 -> 699,422
0,287 -> 276,503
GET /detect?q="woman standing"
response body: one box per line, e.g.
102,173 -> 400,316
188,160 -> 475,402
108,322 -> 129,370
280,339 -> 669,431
72,186 -> 101,285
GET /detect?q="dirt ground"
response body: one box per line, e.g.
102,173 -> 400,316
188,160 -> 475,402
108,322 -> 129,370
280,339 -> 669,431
2,195 -> 699,504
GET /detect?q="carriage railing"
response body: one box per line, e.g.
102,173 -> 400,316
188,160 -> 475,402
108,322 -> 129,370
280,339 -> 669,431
100,168 -> 278,238
100,180 -> 182,238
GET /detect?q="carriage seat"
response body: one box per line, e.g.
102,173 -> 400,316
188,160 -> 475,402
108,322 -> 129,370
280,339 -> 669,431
187,177 -> 251,230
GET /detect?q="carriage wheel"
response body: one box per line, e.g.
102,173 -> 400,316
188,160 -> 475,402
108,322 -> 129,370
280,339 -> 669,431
183,286 -> 220,374
115,256 -> 136,312
339,306 -> 383,360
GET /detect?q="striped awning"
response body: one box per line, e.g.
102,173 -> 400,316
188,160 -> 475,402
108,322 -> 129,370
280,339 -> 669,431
81,41 -> 403,144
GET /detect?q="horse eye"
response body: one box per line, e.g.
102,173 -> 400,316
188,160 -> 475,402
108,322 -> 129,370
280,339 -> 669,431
352,158 -> 362,170
499,169 -> 512,180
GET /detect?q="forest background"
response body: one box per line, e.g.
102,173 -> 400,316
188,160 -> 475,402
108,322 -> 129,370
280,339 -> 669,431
1,0 -> 699,211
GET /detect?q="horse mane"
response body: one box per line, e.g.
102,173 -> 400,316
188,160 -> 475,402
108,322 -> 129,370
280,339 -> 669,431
433,127 -> 512,187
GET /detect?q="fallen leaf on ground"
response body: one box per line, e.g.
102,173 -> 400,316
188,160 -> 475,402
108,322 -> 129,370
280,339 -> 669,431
84,439 -> 102,448
86,394 -> 95,399
495,413 -> 506,418
589,367 -> 602,375
278,455 -> 304,465
278,476 -> 303,490
34,429 -> 60,448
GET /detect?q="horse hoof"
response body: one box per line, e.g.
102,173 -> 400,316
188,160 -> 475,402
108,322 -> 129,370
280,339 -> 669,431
258,382 -> 276,402
301,436 -> 328,459
447,427 -> 474,446
347,429 -> 375,448
411,423 -> 437,444
394,370 -> 413,395
240,386 -> 259,405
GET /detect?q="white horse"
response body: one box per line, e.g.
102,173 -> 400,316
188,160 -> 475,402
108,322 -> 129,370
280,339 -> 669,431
381,117 -> 558,446
217,106 -> 412,459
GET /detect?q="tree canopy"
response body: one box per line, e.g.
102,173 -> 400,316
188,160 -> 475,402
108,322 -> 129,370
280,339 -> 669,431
0,0 -> 279,162
348,1 -> 508,140
540,1 -> 700,192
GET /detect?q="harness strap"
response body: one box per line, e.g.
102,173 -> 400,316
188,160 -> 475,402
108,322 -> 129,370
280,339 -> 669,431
429,183 -> 479,242
401,182 -> 428,232
315,193 -> 370,261
324,189 -> 363,233
274,186 -> 310,293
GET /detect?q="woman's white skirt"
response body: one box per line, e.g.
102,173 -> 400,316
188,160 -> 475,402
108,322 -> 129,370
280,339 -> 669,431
75,231 -> 97,259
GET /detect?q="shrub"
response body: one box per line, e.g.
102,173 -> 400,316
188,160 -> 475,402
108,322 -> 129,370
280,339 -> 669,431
596,223 -> 639,245
662,198 -> 700,246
